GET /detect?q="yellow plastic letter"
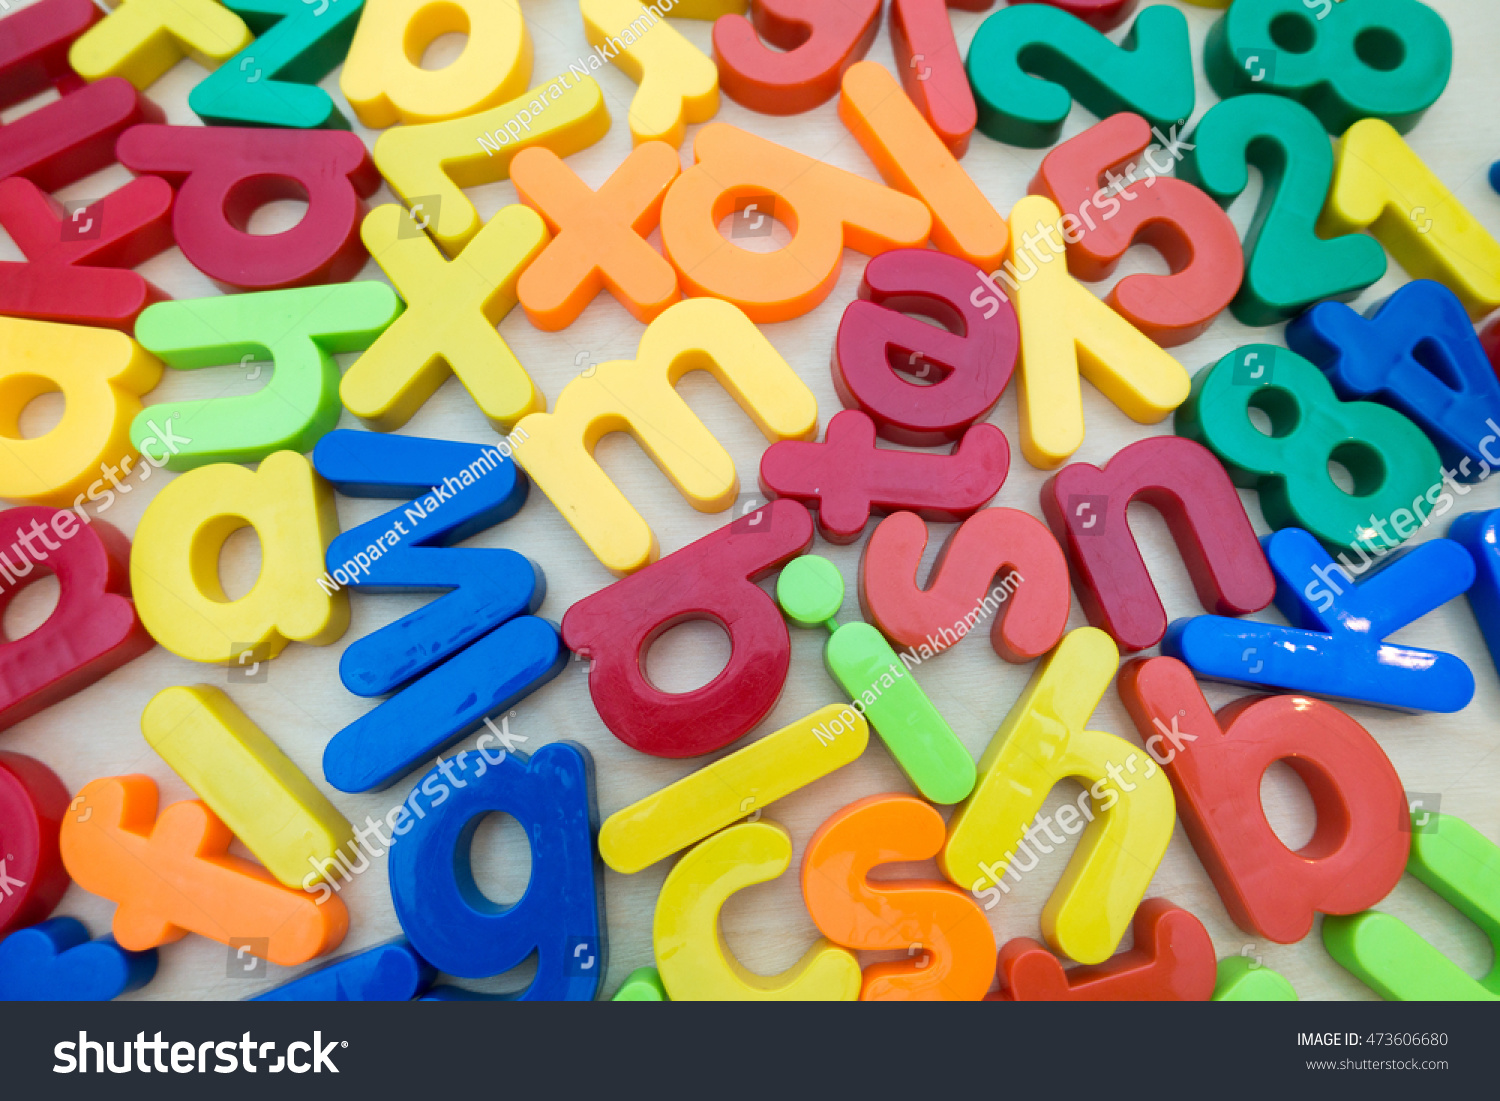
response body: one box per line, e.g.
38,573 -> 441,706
941,627 -> 1175,964
0,317 -> 162,507
141,685 -> 354,888
1006,194 -> 1190,469
512,296 -> 818,575
654,821 -> 862,1001
1320,118 -> 1500,319
373,75 -> 610,256
130,450 -> 348,664
600,703 -> 868,874
69,0 -> 251,89
342,204 -> 547,432
340,0 -> 532,128
581,0 -> 718,148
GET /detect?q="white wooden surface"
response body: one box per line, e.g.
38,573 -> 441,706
4,0 -> 1498,1001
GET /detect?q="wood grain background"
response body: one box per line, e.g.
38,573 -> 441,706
3,0 -> 1497,1000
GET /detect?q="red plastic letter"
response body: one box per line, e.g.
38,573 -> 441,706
560,500 -> 814,759
1118,656 -> 1411,944
0,508 -> 154,732
713,0 -> 881,115
859,509 -> 1070,662
116,125 -> 379,290
0,177 -> 173,331
1039,435 -> 1274,653
1006,0 -> 1139,32
833,248 -> 1017,446
888,0 -> 991,157
992,898 -> 1214,1000
0,751 -> 69,938
0,0 -> 160,193
761,410 -> 1009,545
1030,113 -> 1242,345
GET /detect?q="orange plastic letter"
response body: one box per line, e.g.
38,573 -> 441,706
512,141 -> 680,329
802,794 -> 996,1000
660,124 -> 930,322
59,775 -> 348,965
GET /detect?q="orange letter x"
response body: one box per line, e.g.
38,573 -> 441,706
512,140 -> 681,330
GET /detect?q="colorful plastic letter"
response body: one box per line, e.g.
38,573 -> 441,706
313,430 -> 564,794
116,125 -> 379,291
802,794 -> 995,1001
598,703 -> 869,874
0,0 -> 162,194
1451,509 -> 1500,680
1288,281 -> 1500,483
1005,0 -> 1138,28
512,142 -> 680,329
60,777 -> 346,965
343,204 -> 542,432
1204,0 -> 1451,134
0,176 -> 172,331
1118,655 -> 1411,943
1175,344 -> 1441,552
0,752 -> 69,938
1039,435 -> 1275,653
612,966 -> 668,1001
189,0 -> 364,129
69,0 -> 251,89
512,297 -> 817,575
1029,113 -> 1243,345
840,60 -> 1011,278
0,317 -> 161,508
141,685 -> 354,889
760,411 -> 1008,545
942,628 -> 1175,965
859,509 -> 1070,662
371,75 -> 609,256
253,938 -> 435,1001
1323,812 -> 1500,1000
130,451 -> 349,665
389,743 -> 604,999
1179,95 -> 1386,325
131,283 -> 402,470
1001,195 -> 1190,468
0,509 -> 152,732
780,554 -> 974,805
965,2 -> 1193,148
833,248 -> 1015,445
659,124 -> 931,322
712,0 -> 880,114
654,821 -> 860,1001
994,900 -> 1214,1000
562,500 -> 812,760
1212,956 -> 1297,1001
1164,528 -> 1475,713
0,918 -> 156,1001
340,0 -> 531,128
888,0 -> 988,157
583,0 -> 718,146
1321,119 -> 1500,319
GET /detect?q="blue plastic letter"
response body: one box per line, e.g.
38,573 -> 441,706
0,917 -> 157,1000
390,742 -> 606,1001
251,937 -> 434,1001
1287,280 -> 1500,483
1164,527 -> 1475,712
313,430 -> 568,793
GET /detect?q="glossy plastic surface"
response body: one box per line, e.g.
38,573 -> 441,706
1039,435 -> 1275,652
0,917 -> 156,1001
0,750 -> 69,938
1119,655 -> 1411,943
68,0 -> 250,89
712,0 -> 880,114
1163,528 -> 1475,713
584,0 -> 717,145
252,938 -> 435,1001
562,499 -> 812,760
